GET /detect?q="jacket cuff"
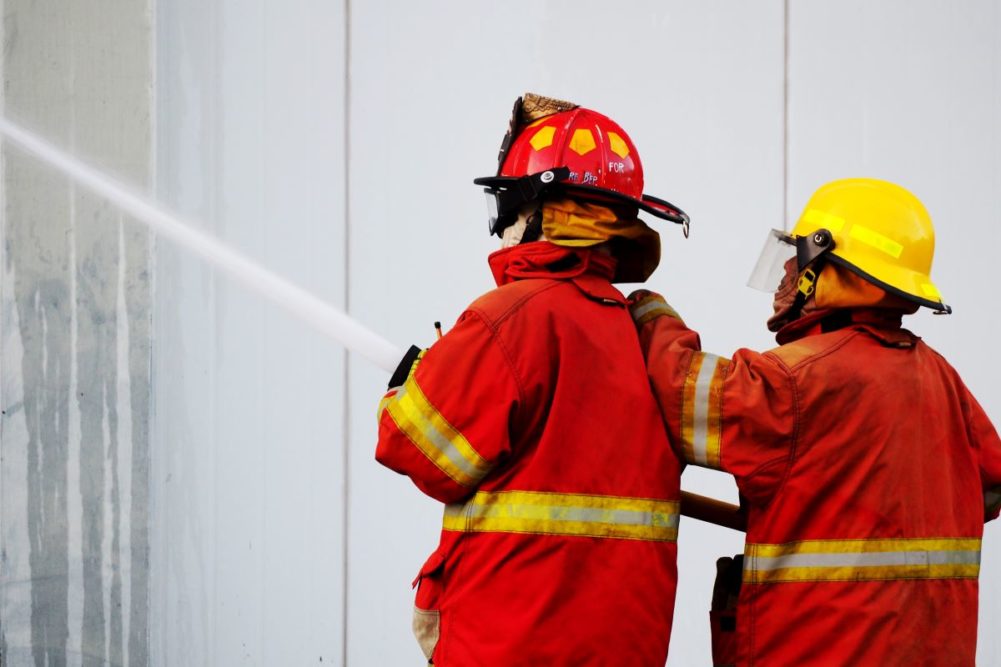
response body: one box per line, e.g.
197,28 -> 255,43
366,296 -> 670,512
388,345 -> 423,389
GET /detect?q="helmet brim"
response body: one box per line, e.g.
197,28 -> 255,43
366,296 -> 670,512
473,175 -> 690,228
826,252 -> 951,314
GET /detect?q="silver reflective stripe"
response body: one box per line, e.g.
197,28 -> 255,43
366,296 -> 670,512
691,354 -> 720,466
752,549 -> 982,572
631,299 -> 670,322
395,385 -> 485,482
446,502 -> 681,529
443,491 -> 681,541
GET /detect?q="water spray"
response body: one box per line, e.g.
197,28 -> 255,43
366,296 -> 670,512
0,116 -> 741,530
0,116 -> 404,373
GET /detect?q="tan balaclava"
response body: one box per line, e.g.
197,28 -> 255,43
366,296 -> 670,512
501,197 -> 661,283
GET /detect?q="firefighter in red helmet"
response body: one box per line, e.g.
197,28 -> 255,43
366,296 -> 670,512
375,93 -> 689,665
630,178 -> 1001,666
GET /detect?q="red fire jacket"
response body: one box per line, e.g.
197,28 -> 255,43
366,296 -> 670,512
630,292 -> 1001,666
376,243 -> 681,666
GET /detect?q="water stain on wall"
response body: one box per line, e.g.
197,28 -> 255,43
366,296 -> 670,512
0,1 -> 152,665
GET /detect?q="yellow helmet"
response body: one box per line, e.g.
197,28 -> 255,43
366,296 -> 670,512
788,178 -> 949,313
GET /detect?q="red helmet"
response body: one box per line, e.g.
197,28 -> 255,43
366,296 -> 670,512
474,93 -> 689,237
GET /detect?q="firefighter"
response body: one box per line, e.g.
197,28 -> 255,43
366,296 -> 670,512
375,93 -> 689,665
630,178 -> 1001,665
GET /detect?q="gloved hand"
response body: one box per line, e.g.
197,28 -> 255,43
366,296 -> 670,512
627,290 -> 683,326
387,344 -> 424,389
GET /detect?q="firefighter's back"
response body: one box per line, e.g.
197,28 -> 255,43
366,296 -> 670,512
741,324 -> 984,666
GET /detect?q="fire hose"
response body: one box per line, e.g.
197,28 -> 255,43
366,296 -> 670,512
0,116 -> 743,532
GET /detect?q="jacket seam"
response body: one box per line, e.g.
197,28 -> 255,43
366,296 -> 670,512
464,309 -> 527,405
472,279 -> 565,329
764,329 -> 862,372
770,365 -> 801,508
747,355 -> 799,663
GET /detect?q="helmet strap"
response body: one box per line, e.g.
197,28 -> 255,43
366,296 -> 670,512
784,227 -> 836,318
520,205 -> 544,244
777,253 -> 829,326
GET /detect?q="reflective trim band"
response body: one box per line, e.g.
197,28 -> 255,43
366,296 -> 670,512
802,209 -> 846,232
443,490 -> 679,542
629,294 -> 681,326
681,352 -> 727,469
385,378 -> 491,487
849,224 -> 904,258
986,487 -> 1001,516
376,390 -> 397,422
744,538 -> 982,584
921,282 -> 942,299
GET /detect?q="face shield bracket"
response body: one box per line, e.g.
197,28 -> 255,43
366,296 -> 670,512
482,167 -> 571,236
796,229 -> 834,272
748,227 -> 836,294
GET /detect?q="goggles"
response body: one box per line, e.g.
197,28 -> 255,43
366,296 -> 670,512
479,168 -> 570,236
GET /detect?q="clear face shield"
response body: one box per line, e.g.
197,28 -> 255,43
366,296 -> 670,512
747,229 -> 797,292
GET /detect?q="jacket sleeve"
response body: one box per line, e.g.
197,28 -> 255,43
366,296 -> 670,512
375,309 -> 522,504
629,291 -> 797,506
962,388 -> 1001,523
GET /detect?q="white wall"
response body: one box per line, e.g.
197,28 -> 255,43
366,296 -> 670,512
153,1 -> 347,664
148,1 -> 1001,666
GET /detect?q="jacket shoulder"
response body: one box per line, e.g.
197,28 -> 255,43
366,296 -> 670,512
764,329 -> 859,370
467,279 -> 566,327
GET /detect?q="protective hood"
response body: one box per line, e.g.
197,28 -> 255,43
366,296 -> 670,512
767,259 -> 917,337
541,198 -> 660,283
814,262 -> 920,313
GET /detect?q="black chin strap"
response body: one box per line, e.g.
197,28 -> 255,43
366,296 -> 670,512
520,205 -> 544,244
787,228 -> 836,320
787,263 -> 820,323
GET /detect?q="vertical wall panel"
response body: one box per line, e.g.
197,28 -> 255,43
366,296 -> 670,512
0,1 -> 153,665
347,2 -> 784,664
788,2 -> 1001,663
152,1 -> 347,664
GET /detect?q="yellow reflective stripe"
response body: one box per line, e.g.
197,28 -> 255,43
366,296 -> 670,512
680,354 -> 702,464
749,538 -> 982,557
802,209 -> 846,232
849,223 -> 904,258
704,358 -> 726,468
443,490 -> 679,542
376,390 -> 396,422
921,282 -> 942,299
746,563 -> 980,583
744,538 -> 982,584
681,352 -> 727,469
385,377 -> 491,487
629,294 -> 682,325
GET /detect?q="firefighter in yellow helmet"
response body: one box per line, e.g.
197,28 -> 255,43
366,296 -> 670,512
631,178 -> 1001,665
755,177 -> 950,333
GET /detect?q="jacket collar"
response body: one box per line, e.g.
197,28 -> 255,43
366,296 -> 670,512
776,308 -> 919,347
487,242 -> 626,305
